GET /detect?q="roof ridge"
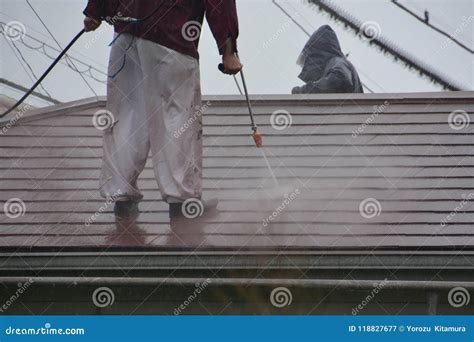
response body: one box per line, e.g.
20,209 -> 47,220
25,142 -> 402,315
1,92 -> 472,127
0,96 -> 106,126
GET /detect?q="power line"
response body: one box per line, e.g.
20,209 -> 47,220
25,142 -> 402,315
306,0 -> 464,90
0,77 -> 60,104
273,0 -> 311,36
0,11 -> 106,69
26,0 -> 99,97
2,39 -> 55,106
1,29 -> 85,118
7,37 -> 54,99
0,21 -> 107,83
3,37 -> 36,85
391,0 -> 473,54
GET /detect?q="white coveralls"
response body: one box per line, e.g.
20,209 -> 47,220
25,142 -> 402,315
99,33 -> 203,203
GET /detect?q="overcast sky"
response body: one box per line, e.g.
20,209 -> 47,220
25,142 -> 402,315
0,0 -> 473,108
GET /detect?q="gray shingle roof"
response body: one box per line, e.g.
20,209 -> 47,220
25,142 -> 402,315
0,92 -> 473,251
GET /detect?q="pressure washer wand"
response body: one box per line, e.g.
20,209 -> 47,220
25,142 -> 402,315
218,62 -> 262,148
239,68 -> 262,148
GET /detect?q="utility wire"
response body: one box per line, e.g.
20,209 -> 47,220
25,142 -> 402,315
0,77 -> 60,104
26,0 -> 99,97
307,0 -> 463,90
3,38 -> 55,106
3,34 -> 51,98
0,21 -> 107,82
272,0 -> 376,93
8,38 -> 54,99
391,0 -> 473,54
1,29 -> 85,118
3,37 -> 36,85
273,0 -> 311,36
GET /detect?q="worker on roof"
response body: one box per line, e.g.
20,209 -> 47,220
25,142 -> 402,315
292,25 -> 363,94
83,0 -> 242,219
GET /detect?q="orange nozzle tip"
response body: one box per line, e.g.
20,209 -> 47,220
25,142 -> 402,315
253,132 -> 263,148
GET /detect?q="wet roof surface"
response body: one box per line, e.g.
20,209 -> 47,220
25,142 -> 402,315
1,93 -> 473,252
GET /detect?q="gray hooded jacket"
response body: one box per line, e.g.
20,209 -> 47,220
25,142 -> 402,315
292,25 -> 363,94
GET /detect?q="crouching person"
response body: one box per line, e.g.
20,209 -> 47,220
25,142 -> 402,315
292,25 -> 363,94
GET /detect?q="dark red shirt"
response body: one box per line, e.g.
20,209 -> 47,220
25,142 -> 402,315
84,0 -> 239,59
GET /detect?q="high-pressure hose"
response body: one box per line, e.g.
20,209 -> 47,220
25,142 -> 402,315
1,3 -> 167,119
2,7 -> 261,150
1,29 -> 85,118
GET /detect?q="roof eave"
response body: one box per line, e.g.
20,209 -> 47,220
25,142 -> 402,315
2,91 -> 472,126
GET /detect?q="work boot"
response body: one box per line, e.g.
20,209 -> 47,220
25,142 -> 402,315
169,198 -> 218,219
113,200 -> 139,218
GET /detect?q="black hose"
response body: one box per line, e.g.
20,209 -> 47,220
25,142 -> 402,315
1,1 -> 169,119
1,29 -> 85,118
